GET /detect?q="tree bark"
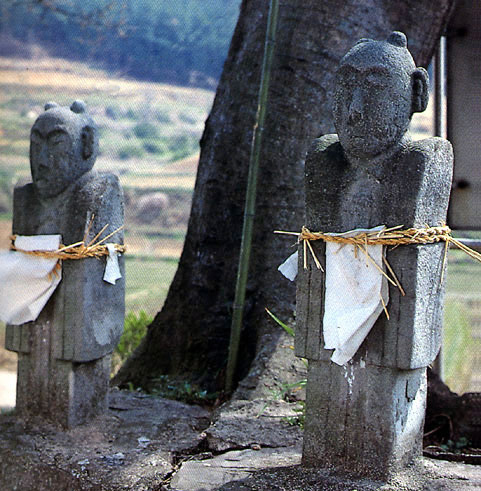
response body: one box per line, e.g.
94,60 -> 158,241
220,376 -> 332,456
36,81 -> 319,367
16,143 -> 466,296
113,0 -> 455,393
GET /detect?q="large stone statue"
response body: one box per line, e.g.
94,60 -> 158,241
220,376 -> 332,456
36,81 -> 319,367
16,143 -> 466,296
296,32 -> 453,479
5,101 -> 125,428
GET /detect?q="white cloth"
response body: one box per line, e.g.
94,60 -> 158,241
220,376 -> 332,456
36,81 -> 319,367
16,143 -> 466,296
0,235 -> 62,325
278,226 -> 389,365
103,243 -> 122,285
278,250 -> 298,281
323,227 -> 389,365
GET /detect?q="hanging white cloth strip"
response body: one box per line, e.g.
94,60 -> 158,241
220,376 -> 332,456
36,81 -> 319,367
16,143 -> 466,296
103,243 -> 122,285
322,226 -> 388,365
278,226 -> 389,365
0,235 -> 62,325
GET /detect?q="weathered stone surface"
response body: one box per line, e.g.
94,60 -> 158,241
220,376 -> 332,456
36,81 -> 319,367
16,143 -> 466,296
6,171 -> 125,362
171,448 -> 302,491
0,390 -> 210,491
215,458 -> 481,491
4,101 -> 125,427
1,389 -> 479,491
303,361 -> 427,479
296,135 -> 453,369
205,399 -> 303,453
295,32 -> 453,480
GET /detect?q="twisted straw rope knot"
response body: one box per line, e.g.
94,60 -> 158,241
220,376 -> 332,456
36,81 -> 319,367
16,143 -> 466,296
9,219 -> 126,261
9,236 -> 126,260
299,225 -> 453,247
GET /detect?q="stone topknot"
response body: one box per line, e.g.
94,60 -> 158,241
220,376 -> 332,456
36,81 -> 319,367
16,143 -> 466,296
387,31 -> 407,48
70,100 -> 87,114
44,102 -> 59,111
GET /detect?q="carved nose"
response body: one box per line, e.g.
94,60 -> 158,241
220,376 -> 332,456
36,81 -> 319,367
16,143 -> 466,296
348,88 -> 363,123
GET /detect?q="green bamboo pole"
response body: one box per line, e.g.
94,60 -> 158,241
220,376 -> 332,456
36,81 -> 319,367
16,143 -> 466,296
225,0 -> 280,394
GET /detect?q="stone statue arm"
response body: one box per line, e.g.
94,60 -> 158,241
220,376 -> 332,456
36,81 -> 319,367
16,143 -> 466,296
295,134 -> 348,360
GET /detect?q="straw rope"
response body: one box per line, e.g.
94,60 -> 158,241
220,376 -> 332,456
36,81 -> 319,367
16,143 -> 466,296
9,223 -> 126,260
275,224 -> 481,300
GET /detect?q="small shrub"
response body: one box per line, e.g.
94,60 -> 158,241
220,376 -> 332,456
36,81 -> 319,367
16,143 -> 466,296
133,122 -> 159,139
117,144 -> 145,160
125,108 -> 139,120
111,311 -> 152,374
178,111 -> 197,125
154,110 -> 171,123
168,134 -> 198,160
149,375 -> 218,405
105,105 -> 121,120
143,141 -> 168,155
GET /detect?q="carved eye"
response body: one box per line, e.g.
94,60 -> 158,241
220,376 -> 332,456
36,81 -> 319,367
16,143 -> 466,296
365,73 -> 384,87
30,130 -> 43,144
48,130 -> 69,147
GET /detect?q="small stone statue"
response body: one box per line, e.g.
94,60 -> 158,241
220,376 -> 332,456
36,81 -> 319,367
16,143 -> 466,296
5,101 -> 125,427
296,32 -> 453,479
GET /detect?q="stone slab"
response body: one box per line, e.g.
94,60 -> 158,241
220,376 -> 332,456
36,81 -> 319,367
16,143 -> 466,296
0,389 -> 479,490
170,447 -> 302,491
206,399 -> 303,453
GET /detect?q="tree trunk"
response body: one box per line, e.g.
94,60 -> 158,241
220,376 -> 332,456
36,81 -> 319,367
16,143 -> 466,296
113,0 -> 455,394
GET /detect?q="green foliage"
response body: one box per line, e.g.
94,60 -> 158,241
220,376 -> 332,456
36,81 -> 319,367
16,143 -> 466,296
258,309 -> 306,427
178,112 -> 198,125
105,105 -> 121,120
1,0 -> 241,87
112,310 -> 152,374
440,436 -> 471,453
143,141 -> 168,155
149,375 -> 218,405
283,401 -> 305,429
265,308 -> 294,337
168,134 -> 198,160
0,169 -> 13,215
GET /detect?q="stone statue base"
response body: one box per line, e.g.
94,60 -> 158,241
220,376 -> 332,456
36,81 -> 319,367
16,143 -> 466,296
302,360 -> 427,480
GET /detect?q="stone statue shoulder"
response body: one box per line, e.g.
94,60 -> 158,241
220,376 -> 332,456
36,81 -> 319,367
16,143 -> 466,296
375,137 -> 453,228
401,137 -> 453,226
407,136 -> 453,170
305,134 -> 349,231
65,170 -> 124,244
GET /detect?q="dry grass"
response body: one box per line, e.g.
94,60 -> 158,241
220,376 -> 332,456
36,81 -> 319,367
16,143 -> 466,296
0,221 -> 11,250
0,324 -> 17,372
0,57 -> 214,106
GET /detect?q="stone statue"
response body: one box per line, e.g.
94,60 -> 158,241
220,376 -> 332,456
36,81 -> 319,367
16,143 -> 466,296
5,101 -> 125,428
296,32 -> 453,480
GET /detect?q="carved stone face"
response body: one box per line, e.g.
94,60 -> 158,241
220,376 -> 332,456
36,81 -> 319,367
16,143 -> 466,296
333,32 -> 428,160
30,102 -> 98,199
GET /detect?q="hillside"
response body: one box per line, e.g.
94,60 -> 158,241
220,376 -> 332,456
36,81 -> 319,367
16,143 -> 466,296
0,55 -> 215,315
0,0 -> 241,88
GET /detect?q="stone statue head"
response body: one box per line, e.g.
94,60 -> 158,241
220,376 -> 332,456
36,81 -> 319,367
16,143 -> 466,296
30,100 -> 99,199
333,31 -> 429,161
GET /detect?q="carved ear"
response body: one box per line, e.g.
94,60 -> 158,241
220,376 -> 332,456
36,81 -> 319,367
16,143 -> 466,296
81,126 -> 95,160
411,67 -> 429,113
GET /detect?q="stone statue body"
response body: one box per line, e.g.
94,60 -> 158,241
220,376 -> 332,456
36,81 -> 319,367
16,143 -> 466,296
5,101 -> 125,427
296,33 -> 453,479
